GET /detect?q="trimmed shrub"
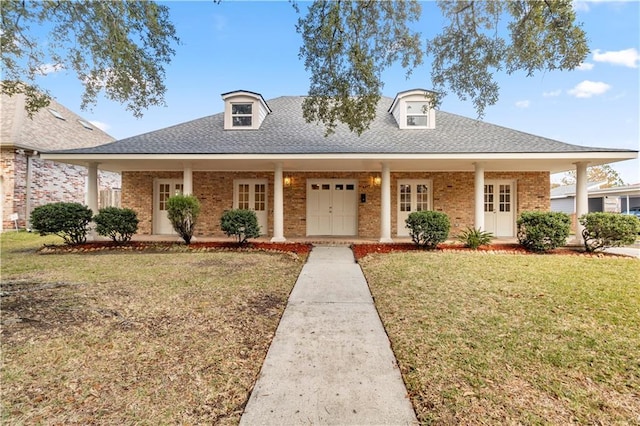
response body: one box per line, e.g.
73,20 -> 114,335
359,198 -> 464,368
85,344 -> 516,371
517,211 -> 571,253
220,209 -> 261,245
167,194 -> 201,244
405,211 -> 450,249
457,227 -> 494,250
30,202 -> 93,245
93,207 -> 139,243
580,212 -> 640,252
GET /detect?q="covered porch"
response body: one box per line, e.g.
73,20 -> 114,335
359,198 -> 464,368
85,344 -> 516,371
44,151 -> 635,245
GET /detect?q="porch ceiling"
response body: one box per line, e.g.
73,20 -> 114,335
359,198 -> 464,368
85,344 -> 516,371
41,151 -> 637,175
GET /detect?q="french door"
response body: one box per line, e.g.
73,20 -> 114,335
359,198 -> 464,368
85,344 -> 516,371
397,180 -> 432,236
234,179 -> 268,234
154,179 -> 184,234
484,180 -> 515,237
306,179 -> 357,236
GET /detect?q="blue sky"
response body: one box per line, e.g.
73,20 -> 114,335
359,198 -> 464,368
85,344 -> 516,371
37,0 -> 639,183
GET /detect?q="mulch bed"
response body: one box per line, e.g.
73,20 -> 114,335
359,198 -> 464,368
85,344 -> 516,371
38,240 -> 313,257
36,240 -> 630,262
350,242 -> 624,261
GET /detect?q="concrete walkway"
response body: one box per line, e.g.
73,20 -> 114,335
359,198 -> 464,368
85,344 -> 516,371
240,246 -> 418,425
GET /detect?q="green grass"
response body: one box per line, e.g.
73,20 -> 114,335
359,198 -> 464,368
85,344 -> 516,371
360,251 -> 640,425
1,232 -> 304,425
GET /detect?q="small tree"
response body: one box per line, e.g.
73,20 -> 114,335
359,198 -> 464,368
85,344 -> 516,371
517,211 -> 571,253
30,202 -> 93,245
580,212 -> 640,252
93,207 -> 139,243
167,194 -> 201,244
405,211 -> 450,250
220,209 -> 261,245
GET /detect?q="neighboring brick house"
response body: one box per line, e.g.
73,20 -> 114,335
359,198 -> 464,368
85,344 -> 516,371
1,93 -> 121,231
43,89 -> 637,242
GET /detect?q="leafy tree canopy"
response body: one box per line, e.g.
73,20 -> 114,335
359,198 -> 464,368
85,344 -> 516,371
560,165 -> 625,188
298,0 -> 588,134
1,0 -> 179,117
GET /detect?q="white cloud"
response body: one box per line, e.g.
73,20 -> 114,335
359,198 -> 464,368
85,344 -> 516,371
543,89 -> 562,98
515,100 -> 530,108
36,63 -> 64,75
593,48 -> 640,68
576,62 -> 594,71
567,80 -> 611,98
573,0 -> 632,13
572,1 -> 591,12
89,120 -> 110,132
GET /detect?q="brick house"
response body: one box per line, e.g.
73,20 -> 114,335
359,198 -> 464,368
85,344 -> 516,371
43,89 -> 637,242
1,93 -> 121,231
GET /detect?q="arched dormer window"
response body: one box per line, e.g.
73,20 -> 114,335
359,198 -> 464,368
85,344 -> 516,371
221,90 -> 272,130
388,89 -> 437,130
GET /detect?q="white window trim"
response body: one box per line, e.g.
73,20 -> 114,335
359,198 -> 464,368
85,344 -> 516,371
405,101 -> 429,128
231,103 -> 253,128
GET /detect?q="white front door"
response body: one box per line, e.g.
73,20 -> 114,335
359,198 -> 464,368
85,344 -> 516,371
154,179 -> 184,234
484,180 -> 515,237
233,179 -> 268,235
307,179 -> 357,236
397,180 -> 432,236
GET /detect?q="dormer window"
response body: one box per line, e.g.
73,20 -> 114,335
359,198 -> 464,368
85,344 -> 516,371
406,101 -> 429,127
389,89 -> 437,130
222,90 -> 272,130
232,103 -> 253,127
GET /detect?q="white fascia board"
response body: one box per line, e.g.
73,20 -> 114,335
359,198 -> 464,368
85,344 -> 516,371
41,151 -> 638,162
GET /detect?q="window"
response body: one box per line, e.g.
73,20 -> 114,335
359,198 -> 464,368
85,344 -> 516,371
78,119 -> 93,130
484,185 -> 494,212
499,185 -> 511,212
406,101 -> 428,127
48,108 -> 65,120
231,103 -> 252,127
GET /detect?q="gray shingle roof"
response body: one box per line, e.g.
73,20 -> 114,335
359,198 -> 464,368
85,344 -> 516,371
53,96 -> 630,155
1,93 -> 115,151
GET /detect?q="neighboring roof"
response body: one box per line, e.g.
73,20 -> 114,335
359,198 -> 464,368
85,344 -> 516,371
551,181 -> 608,199
51,95 -> 634,156
0,93 -> 115,152
552,182 -> 640,199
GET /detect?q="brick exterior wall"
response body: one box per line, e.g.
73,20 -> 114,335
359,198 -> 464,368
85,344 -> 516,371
1,147 -> 121,230
122,170 -> 550,239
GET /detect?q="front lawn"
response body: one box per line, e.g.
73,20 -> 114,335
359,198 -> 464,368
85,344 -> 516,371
1,232 -> 304,425
360,251 -> 640,424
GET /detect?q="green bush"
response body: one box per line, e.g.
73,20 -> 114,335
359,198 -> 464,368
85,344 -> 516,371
30,202 -> 93,245
457,227 -> 494,250
579,212 -> 640,252
517,211 -> 571,253
93,207 -> 139,243
167,194 -> 201,244
220,209 -> 261,245
405,211 -> 450,249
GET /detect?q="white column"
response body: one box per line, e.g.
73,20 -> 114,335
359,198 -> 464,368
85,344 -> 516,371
474,162 -> 485,231
87,163 -> 99,214
183,164 -> 193,195
575,161 -> 589,245
86,162 -> 99,241
380,162 -> 393,243
271,163 -> 286,242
